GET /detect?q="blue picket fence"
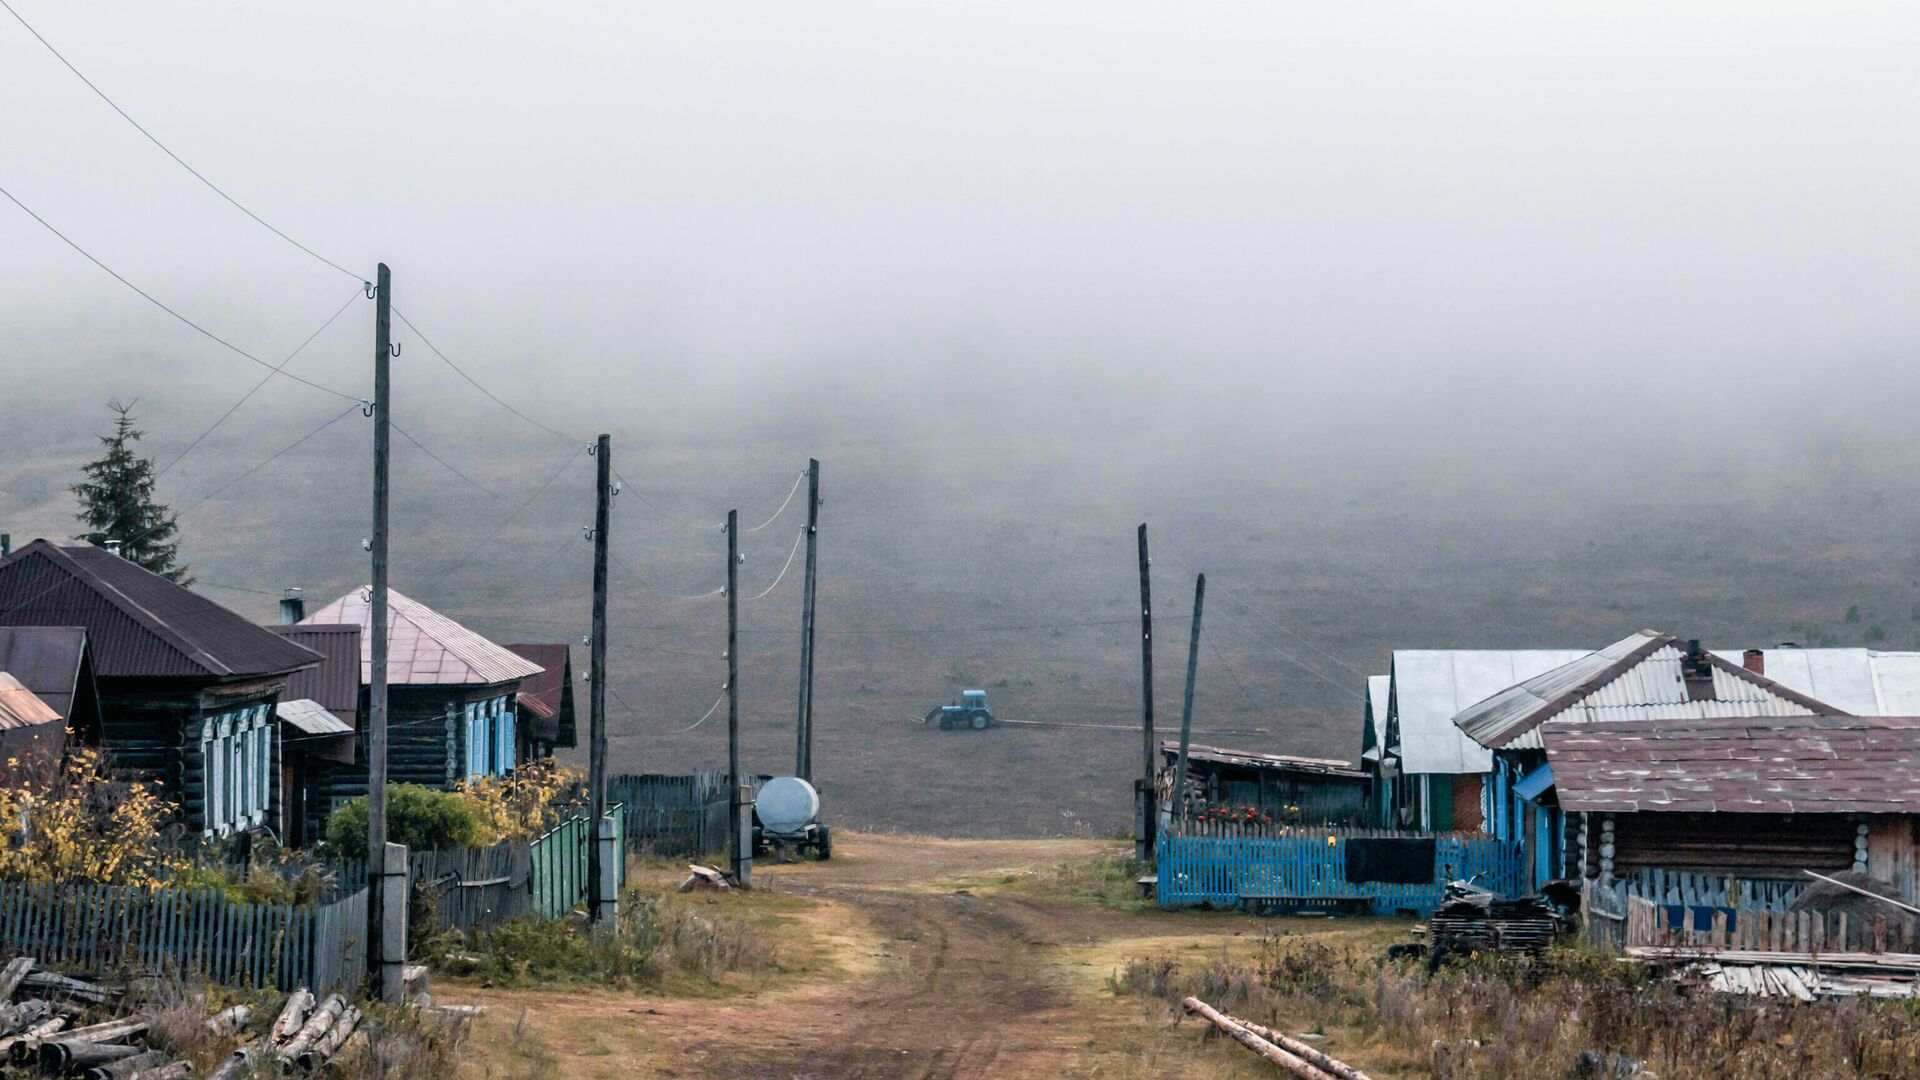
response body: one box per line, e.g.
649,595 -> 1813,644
1158,830 -> 1526,914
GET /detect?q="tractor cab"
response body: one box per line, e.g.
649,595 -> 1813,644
961,689 -> 988,711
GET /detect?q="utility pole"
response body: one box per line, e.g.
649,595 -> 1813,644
726,509 -> 748,885
1167,573 -> 1205,831
366,263 -> 399,1002
794,459 -> 821,781
1136,523 -> 1155,864
587,434 -> 611,925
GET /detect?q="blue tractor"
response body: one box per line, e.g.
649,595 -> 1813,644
924,689 -> 995,731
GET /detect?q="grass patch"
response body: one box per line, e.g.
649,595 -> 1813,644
1109,931 -> 1920,1079
978,852 -> 1147,910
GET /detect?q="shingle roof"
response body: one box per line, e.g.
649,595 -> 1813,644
0,627 -> 89,720
300,589 -> 542,686
1544,714 -> 1920,814
269,624 -> 361,725
1390,648 -> 1593,774
0,672 -> 61,730
1453,630 -> 1832,752
0,541 -> 319,681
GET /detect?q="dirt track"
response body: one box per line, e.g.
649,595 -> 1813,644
454,833 -> 1288,1079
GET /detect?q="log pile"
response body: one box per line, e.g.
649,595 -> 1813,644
1625,946 -> 1920,999
1183,997 -> 1374,1079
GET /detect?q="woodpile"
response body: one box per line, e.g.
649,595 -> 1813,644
1183,996 -> 1374,1079
678,863 -> 733,892
1626,946 -> 1920,999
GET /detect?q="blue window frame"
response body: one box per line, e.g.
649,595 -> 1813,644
200,704 -> 271,837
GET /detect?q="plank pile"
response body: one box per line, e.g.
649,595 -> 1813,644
0,955 -> 193,1078
1625,947 -> 1920,1000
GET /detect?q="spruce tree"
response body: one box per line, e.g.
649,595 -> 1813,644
70,402 -> 191,583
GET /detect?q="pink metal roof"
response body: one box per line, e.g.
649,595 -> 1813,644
0,672 -> 61,730
300,588 -> 543,687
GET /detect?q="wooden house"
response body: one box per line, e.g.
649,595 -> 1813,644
298,588 -> 542,790
505,643 -> 578,762
1453,630 -> 1841,888
0,626 -> 102,766
1158,740 -> 1369,826
267,624 -> 362,846
0,541 -> 319,837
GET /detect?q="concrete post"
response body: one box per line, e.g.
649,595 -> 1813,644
376,842 -> 408,1003
595,816 -> 621,932
733,784 -> 754,889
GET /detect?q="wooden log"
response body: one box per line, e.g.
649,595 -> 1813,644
206,1045 -> 260,1080
204,1003 -> 250,1038
0,998 -> 51,1037
44,1040 -> 145,1072
1183,997 -> 1337,1080
269,989 -> 314,1044
0,958 -> 34,1001
21,971 -> 113,1004
0,1014 -> 64,1056
1233,1017 -> 1376,1080
125,1063 -> 190,1080
278,993 -> 345,1060
296,1005 -> 361,1071
87,1048 -> 168,1080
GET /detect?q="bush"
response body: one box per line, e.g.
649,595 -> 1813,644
325,784 -> 487,859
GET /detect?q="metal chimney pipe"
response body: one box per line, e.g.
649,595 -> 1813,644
279,594 -> 307,625
104,540 -> 123,558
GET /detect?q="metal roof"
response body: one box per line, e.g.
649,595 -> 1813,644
1454,631 -> 1829,752
1158,739 -> 1365,778
1712,648 -> 1920,716
276,697 -> 354,736
269,624 -> 361,725
0,627 -> 88,719
300,588 -> 543,686
1363,674 -> 1390,754
1389,648 -> 1592,774
0,541 -> 320,681
0,672 -> 61,730
506,643 -> 574,747
1544,714 -> 1920,814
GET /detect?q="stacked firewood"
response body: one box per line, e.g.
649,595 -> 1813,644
0,956 -> 191,1079
207,988 -> 363,1079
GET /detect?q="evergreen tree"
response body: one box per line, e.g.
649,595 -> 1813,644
70,402 -> 191,584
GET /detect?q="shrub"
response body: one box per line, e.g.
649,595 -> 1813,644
456,759 -> 581,843
0,740 -> 183,885
325,784 -> 487,859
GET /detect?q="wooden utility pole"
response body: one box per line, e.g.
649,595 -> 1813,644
1136,523 -> 1155,863
1168,573 -> 1205,829
794,459 -> 821,781
587,434 -> 611,924
726,509 -> 746,883
366,263 -> 397,1001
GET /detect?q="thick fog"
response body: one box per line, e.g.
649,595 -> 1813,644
3,2 -> 1919,832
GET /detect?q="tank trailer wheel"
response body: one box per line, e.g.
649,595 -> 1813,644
815,824 -> 832,860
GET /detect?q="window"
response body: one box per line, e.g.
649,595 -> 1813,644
463,697 -> 516,779
200,704 -> 271,836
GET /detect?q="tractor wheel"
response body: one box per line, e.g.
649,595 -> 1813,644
938,715 -> 953,731
970,711 -> 991,731
815,824 -> 832,860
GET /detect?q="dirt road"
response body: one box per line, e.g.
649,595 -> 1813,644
454,832 -> 1301,1079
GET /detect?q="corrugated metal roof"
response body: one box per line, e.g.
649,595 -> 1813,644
0,627 -> 88,719
0,541 -> 320,681
270,624 -> 361,725
1545,714 -> 1920,814
0,672 -> 61,730
301,588 -> 543,686
1712,648 -> 1920,716
1364,674 -> 1390,754
506,643 -> 573,746
1390,648 -> 1592,774
276,697 -> 354,736
1454,631 -> 1828,752
1158,739 -> 1365,778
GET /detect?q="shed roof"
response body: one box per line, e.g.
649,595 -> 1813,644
0,672 -> 61,730
0,627 -> 89,720
276,697 -> 354,736
1390,648 -> 1591,774
506,643 -> 575,747
301,588 -> 542,686
1159,740 -> 1366,779
1454,631 -> 1830,752
1543,714 -> 1920,814
1713,648 -> 1920,716
0,541 -> 319,681
269,624 -> 361,725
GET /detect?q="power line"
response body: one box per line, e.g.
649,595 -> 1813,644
419,444 -> 590,591
0,182 -> 360,401
0,0 -> 363,281
744,473 -> 805,532
389,422 -> 506,502
745,529 -> 804,601
156,287 -> 365,480
1163,549 -> 1374,686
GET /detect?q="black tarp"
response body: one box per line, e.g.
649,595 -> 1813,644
1344,838 -> 1436,885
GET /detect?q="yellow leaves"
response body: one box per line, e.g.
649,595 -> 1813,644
0,730 -> 185,887
454,758 -> 583,845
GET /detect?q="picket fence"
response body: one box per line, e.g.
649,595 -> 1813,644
610,773 -> 731,857
1157,830 -> 1526,915
1619,895 -> 1920,954
410,841 -> 531,933
0,882 -> 366,992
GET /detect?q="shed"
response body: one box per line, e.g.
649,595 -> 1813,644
268,624 -> 363,845
1159,740 -> 1369,826
0,540 -> 318,837
0,626 -> 101,743
505,643 -> 577,760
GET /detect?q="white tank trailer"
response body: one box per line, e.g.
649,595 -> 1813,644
753,776 -> 831,860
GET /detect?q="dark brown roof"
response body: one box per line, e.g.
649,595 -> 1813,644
269,624 -> 361,725
0,540 -> 319,681
0,626 -> 89,719
1159,740 -> 1366,779
507,643 -> 575,747
1544,714 -> 1920,814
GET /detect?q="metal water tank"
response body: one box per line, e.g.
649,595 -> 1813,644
756,776 -> 820,835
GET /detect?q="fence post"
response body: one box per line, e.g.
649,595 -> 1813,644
734,784 -> 754,889
595,816 -> 621,936
375,842 -> 408,1003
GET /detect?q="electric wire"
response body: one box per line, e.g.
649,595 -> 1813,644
391,308 -> 579,444
420,444 -> 591,591
389,422 -> 507,502
667,691 -> 726,734
746,529 -> 804,600
0,0 -> 364,281
1163,549 -> 1375,685
744,473 -> 804,532
156,288 -> 364,480
0,183 -> 359,400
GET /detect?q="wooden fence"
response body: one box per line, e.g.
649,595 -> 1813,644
0,882 -> 366,992
410,841 -> 530,934
609,773 -> 731,857
1619,895 -> 1920,953
529,803 -> 628,920
1157,829 -> 1526,915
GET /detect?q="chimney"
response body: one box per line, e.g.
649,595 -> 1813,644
0,534 -> 9,557
279,588 -> 305,625
1743,648 -> 1765,677
104,540 -> 123,558
1681,638 -> 1714,700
